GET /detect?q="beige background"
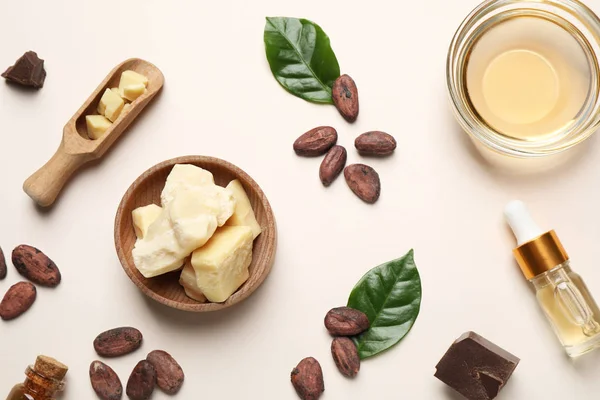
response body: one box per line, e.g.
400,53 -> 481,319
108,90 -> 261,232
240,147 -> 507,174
1,0 -> 600,398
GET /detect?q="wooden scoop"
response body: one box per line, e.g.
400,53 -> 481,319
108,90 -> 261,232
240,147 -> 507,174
23,58 -> 164,207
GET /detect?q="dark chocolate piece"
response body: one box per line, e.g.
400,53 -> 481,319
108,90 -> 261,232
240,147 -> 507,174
2,51 -> 46,88
434,331 -> 519,400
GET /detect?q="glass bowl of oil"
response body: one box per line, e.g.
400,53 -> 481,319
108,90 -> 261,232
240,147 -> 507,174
447,0 -> 600,157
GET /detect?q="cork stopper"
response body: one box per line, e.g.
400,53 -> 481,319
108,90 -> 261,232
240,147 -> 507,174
34,355 -> 68,380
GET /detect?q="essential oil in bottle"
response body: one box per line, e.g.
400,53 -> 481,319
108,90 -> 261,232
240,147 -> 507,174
6,356 -> 68,400
466,16 -> 591,141
505,201 -> 600,357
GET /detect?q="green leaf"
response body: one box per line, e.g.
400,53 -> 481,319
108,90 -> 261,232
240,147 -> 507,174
347,249 -> 422,359
264,17 -> 340,104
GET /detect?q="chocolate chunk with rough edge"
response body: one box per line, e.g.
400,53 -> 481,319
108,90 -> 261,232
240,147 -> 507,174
2,51 -> 46,88
434,331 -> 519,400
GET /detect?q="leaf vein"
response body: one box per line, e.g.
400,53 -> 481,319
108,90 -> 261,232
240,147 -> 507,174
266,18 -> 332,98
350,251 -> 422,358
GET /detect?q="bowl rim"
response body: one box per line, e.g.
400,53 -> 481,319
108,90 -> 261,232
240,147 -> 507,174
114,155 -> 277,312
446,0 -> 600,157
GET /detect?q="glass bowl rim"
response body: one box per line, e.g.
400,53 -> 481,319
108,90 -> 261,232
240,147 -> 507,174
447,0 -> 600,158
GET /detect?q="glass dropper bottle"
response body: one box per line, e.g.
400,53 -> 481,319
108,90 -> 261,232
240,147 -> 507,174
505,200 -> 600,357
5,356 -> 68,400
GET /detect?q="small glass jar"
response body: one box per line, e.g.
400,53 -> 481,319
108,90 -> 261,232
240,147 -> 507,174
6,356 -> 67,400
506,200 -> 600,357
447,0 -> 600,158
531,261 -> 600,357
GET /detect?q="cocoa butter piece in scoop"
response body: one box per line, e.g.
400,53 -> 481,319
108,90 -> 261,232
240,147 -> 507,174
434,331 -> 520,400
2,51 -> 46,88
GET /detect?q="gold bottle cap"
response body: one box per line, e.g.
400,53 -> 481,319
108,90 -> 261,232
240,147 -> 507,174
513,230 -> 569,279
34,355 -> 68,380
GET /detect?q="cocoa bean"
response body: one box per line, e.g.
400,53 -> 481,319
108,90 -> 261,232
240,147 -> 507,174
94,327 -> 143,357
0,282 -> 36,320
293,126 -> 337,156
89,361 -> 123,400
331,337 -> 360,378
0,246 -> 6,280
126,360 -> 156,400
344,164 -> 381,204
355,131 -> 396,156
332,74 -> 359,122
319,145 -> 347,187
12,245 -> 61,287
146,350 -> 184,394
291,357 -> 324,400
324,307 -> 369,336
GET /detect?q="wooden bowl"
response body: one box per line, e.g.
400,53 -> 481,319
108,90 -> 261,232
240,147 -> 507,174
114,156 -> 277,312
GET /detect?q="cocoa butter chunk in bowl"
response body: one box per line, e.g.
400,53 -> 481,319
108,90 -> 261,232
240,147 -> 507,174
114,156 -> 277,312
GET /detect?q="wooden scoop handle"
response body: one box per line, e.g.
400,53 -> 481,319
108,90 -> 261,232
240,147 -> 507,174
23,144 -> 91,207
